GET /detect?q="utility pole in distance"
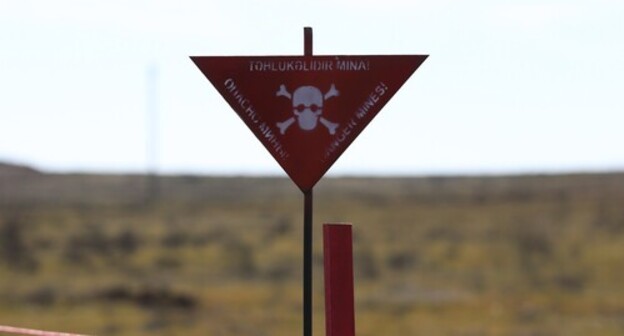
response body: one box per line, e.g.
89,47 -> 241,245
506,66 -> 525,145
145,64 -> 160,203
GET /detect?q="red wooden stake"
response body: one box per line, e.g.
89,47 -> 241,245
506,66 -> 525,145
323,223 -> 355,336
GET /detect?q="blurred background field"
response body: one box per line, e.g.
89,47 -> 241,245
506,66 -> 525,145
1,162 -> 623,335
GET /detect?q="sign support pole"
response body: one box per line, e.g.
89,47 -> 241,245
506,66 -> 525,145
302,26 -> 313,336
303,189 -> 313,336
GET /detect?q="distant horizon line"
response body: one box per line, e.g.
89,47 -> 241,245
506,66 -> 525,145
3,159 -> 622,179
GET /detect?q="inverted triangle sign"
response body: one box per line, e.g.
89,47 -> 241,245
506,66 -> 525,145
192,55 -> 427,191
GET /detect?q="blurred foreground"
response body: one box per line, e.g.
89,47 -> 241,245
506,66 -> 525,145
1,163 -> 623,335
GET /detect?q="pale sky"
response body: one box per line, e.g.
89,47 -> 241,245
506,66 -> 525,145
1,0 -> 623,176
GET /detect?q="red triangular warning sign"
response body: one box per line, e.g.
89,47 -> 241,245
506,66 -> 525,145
192,55 -> 427,191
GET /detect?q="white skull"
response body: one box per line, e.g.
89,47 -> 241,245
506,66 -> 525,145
292,86 -> 323,131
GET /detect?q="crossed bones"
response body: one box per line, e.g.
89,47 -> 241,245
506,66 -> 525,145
275,84 -> 340,135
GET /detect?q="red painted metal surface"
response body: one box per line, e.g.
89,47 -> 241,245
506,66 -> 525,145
323,223 -> 355,336
191,55 -> 427,191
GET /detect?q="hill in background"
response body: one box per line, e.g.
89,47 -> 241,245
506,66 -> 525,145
0,162 -> 40,176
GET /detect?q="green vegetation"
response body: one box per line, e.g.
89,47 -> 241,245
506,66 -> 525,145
1,168 -> 623,335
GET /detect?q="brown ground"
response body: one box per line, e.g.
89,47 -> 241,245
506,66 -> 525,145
1,165 -> 623,335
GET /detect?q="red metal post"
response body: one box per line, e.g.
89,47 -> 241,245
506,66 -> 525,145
323,223 -> 355,336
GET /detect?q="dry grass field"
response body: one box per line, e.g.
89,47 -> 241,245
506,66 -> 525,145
1,163 -> 623,335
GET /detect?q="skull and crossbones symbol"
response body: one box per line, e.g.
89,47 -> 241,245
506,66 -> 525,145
275,84 -> 340,135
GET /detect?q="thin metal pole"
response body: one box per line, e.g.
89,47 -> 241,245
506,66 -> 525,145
303,190 -> 313,336
304,27 -> 313,56
303,26 -> 313,336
